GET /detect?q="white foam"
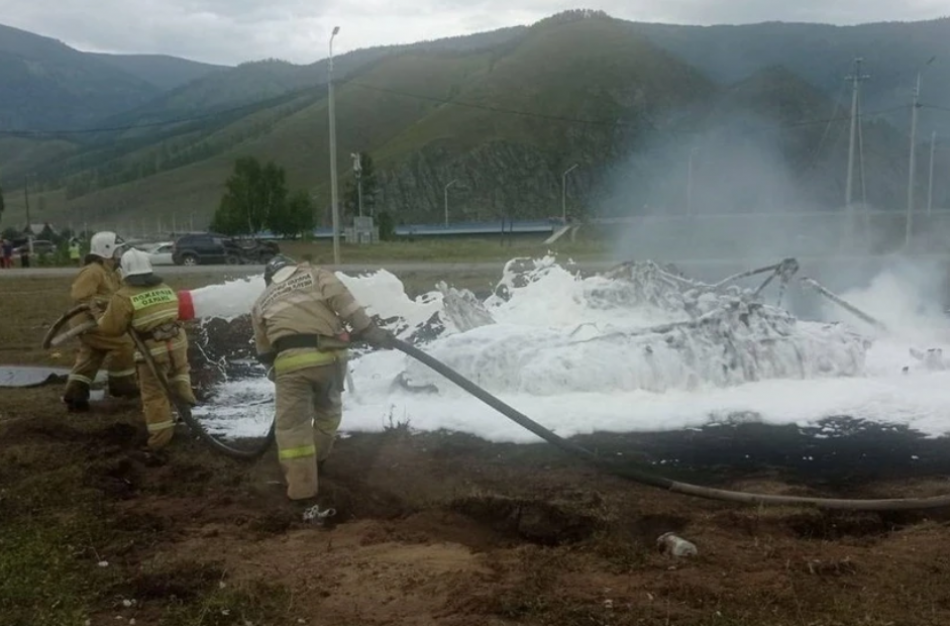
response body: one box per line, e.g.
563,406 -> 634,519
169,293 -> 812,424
190,257 -> 950,443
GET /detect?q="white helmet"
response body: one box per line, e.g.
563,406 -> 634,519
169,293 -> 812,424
89,231 -> 125,259
120,248 -> 153,277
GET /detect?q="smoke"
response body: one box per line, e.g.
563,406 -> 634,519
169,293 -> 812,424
824,256 -> 950,341
599,108 -> 840,266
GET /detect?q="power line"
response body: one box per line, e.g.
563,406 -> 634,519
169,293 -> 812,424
349,80 -> 911,135
0,85 -> 327,138
0,73 -> 934,142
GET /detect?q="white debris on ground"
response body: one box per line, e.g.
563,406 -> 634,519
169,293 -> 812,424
190,255 -> 950,443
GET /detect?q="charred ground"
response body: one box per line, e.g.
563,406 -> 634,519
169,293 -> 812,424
4,274 -> 950,626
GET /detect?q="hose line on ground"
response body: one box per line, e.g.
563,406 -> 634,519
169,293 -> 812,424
43,305 -> 950,508
394,338 -> 950,511
43,304 -> 276,460
128,329 -> 276,460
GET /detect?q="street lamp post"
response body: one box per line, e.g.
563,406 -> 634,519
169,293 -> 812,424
927,131 -> 937,216
328,25 -> 341,264
444,179 -> 459,227
351,152 -> 363,217
562,163 -> 578,222
686,148 -> 698,216
906,55 -> 936,248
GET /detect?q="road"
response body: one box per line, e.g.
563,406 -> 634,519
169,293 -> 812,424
2,253 -> 947,280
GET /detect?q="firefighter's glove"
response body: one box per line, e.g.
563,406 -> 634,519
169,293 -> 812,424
358,325 -> 396,350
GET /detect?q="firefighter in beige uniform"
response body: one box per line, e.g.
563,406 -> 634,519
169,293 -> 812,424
252,255 -> 394,504
97,249 -> 197,449
63,231 -> 139,412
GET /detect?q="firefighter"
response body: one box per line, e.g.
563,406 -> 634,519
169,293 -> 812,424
97,248 -> 197,450
251,254 -> 394,508
69,239 -> 81,266
62,231 -> 139,412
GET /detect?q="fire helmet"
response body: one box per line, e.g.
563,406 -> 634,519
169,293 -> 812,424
120,248 -> 153,277
263,254 -> 296,286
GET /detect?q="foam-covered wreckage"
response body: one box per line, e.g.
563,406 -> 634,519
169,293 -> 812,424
395,258 -> 870,395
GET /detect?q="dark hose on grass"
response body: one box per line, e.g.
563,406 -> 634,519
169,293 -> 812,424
44,304 -> 950,505
394,338 -> 950,511
128,329 -> 276,461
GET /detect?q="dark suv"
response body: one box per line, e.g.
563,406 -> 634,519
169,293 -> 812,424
172,233 -> 279,266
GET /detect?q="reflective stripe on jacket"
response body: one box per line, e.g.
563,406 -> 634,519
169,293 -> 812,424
97,281 -> 186,359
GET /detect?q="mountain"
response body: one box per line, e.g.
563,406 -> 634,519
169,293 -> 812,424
0,23 -> 160,131
0,12 -> 715,228
89,52 -> 228,91
628,18 -> 950,134
1,11 -> 947,232
97,26 -> 528,127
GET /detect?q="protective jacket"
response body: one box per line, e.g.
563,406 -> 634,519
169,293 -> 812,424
97,277 -> 196,449
251,263 -> 375,374
63,260 -> 137,408
251,262 -> 375,501
71,261 -> 123,327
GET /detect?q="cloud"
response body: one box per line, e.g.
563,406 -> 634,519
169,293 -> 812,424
1,0 -> 945,66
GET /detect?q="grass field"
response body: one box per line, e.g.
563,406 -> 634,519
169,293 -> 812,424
278,234 -> 610,264
6,274 -> 950,625
1,234 -> 615,271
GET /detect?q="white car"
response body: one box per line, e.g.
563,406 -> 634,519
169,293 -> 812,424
139,242 -> 175,266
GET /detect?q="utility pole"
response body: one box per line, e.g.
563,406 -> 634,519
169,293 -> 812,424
444,179 -> 458,227
906,56 -> 936,248
23,180 -> 33,255
686,148 -> 698,216
351,152 -> 363,217
928,131 -> 937,215
844,59 -> 868,212
328,26 -> 341,264
562,163 -> 578,222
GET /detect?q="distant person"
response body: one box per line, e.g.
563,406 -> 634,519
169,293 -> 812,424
62,231 -> 139,412
250,254 -> 394,514
0,239 -> 12,269
69,239 -> 81,266
96,248 -> 197,450
19,245 -> 30,268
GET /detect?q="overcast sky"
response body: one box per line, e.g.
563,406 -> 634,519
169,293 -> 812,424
2,0 -> 947,66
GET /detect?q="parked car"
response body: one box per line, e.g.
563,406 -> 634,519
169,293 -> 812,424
171,233 -> 280,266
139,242 -> 175,266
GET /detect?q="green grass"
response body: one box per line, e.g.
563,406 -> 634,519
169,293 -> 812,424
0,519 -> 105,626
280,234 -> 610,264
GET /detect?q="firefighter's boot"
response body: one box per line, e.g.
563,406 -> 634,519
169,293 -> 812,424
62,379 -> 91,413
108,374 -> 140,399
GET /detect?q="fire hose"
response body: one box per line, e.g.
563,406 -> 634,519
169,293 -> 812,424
43,304 -> 276,460
127,328 -> 276,460
392,338 -> 950,511
45,306 -> 950,510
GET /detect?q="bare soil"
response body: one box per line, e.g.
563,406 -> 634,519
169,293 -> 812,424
5,274 -> 950,626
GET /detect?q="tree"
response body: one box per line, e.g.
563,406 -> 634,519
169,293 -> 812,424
377,210 -> 396,241
211,157 -> 288,235
269,190 -> 315,238
342,152 -> 379,220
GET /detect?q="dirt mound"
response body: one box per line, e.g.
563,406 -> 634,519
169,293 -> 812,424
7,377 -> 950,625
